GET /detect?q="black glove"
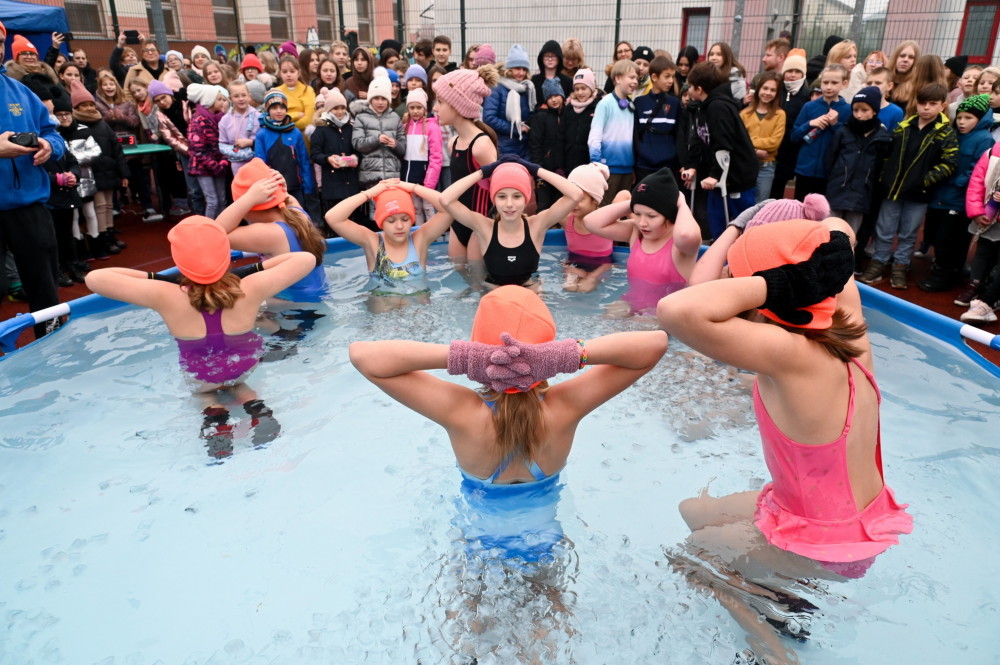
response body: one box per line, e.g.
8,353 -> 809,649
479,154 -> 518,178
232,262 -> 265,279
147,271 -> 182,284
509,155 -> 541,179
754,231 -> 854,326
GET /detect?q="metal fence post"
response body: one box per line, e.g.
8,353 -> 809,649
732,0 -> 745,59
396,0 -> 404,43
850,0 -> 867,44
614,0 -> 622,46
232,0 -> 243,56
338,0 -> 346,40
148,0 -> 169,52
459,0 -> 467,61
108,0 -> 120,39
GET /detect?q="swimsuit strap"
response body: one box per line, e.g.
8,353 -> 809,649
527,461 -> 548,481
488,451 -> 516,482
848,356 -> 885,479
202,309 -> 224,335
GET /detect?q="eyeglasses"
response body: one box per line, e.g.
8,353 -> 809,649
143,48 -> 158,54
867,58 -> 883,65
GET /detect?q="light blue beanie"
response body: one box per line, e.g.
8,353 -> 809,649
505,44 -> 531,71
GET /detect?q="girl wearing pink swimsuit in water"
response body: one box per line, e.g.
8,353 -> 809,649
583,168 -> 701,315
658,219 -> 912,663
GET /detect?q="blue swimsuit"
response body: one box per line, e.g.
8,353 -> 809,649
274,220 -> 327,302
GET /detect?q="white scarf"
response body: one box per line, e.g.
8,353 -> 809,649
784,78 -> 805,98
498,77 -> 537,140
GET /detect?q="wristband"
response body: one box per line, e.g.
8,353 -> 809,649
577,339 -> 587,369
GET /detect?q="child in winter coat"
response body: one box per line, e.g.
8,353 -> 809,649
529,78 -> 565,212
219,81 -> 261,175
634,56 -> 681,183
859,83 -> 959,289
255,90 -> 315,205
186,83 -> 231,219
148,80 -> 192,216
401,88 -> 443,224
352,77 -> 406,218
920,94 -> 995,292
46,94 -> 85,286
68,80 -> 129,259
791,63 -> 851,199
824,86 -> 891,233
310,87 -> 361,220
54,91 -> 102,266
561,68 -> 602,175
483,45 -> 535,158
955,127 -> 1000,317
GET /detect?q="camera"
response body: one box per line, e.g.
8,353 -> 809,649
8,132 -> 39,148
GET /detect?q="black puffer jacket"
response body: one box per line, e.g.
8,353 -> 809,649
74,118 -> 130,191
310,118 -> 360,201
528,105 -> 563,173
560,92 -> 602,174
824,121 -> 892,212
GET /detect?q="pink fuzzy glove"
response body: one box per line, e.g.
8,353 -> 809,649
448,340 -> 510,389
486,333 -> 582,391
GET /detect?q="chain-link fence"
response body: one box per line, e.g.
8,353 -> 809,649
52,0 -> 999,77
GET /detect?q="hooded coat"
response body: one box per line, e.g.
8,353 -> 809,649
531,40 -> 573,105
806,35 -> 844,83
931,111 -> 995,211
688,85 -> 759,193
824,120 -> 892,212
351,104 -> 406,183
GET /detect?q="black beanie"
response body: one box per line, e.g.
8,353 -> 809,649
631,168 -> 679,221
53,90 -> 73,114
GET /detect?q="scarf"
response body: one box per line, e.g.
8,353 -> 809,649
260,113 -> 296,132
784,78 -> 805,98
569,90 -> 596,113
73,106 -> 102,123
137,95 -> 152,116
847,115 -> 881,136
498,77 -> 537,140
322,111 -> 349,128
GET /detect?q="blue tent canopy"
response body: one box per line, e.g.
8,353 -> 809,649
1,0 -> 70,61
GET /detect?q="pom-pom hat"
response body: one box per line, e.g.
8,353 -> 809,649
168,216 -> 232,285
727,220 -> 838,330
783,48 -> 807,75
744,194 -> 830,232
433,67 -> 494,119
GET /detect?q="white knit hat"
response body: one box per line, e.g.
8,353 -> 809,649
187,83 -> 219,106
368,76 -> 392,102
406,88 -> 428,109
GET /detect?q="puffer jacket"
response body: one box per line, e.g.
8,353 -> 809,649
483,81 -> 533,157
824,121 -> 892,212
94,96 -> 140,137
931,111 -> 994,211
880,112 -> 959,202
560,92 -> 602,174
351,105 -> 406,184
44,150 -> 82,210
74,117 -> 129,191
965,143 -> 1000,240
187,105 -> 229,177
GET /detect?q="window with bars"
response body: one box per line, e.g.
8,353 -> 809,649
213,0 -> 237,39
681,8 -> 710,57
65,0 -> 104,36
270,0 -> 291,42
146,1 -> 180,39
356,0 -> 372,44
316,0 -> 334,42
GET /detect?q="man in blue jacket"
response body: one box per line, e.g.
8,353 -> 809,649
0,21 -> 66,338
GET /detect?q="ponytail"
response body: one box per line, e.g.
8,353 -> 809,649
473,119 -> 498,149
279,205 -> 326,264
480,383 -> 549,465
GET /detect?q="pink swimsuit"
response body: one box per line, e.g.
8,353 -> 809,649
623,235 -> 687,314
753,358 -> 913,576
563,216 -> 613,258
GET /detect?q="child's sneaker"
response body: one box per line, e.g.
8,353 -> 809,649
954,280 -> 981,307
890,262 -> 908,289
912,242 -> 931,259
960,299 -> 998,324
142,208 -> 164,223
858,259 -> 886,285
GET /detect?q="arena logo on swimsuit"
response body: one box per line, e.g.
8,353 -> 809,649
508,256 -> 516,262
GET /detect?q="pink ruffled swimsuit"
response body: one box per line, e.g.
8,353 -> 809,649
753,358 -> 913,577
623,235 -> 687,314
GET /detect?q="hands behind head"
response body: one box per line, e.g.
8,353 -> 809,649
247,172 -> 285,206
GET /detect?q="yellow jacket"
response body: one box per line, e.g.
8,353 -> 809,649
276,82 -> 317,134
739,106 -> 786,162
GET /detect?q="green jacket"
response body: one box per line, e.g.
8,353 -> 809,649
880,112 -> 959,202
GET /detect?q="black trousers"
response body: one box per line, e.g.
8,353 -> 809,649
924,207 -> 971,275
50,208 -> 78,270
0,202 -> 60,338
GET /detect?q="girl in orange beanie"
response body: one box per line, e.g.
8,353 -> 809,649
215,159 -> 327,302
657,219 -> 911,661
440,155 -> 583,288
324,178 -> 453,311
84,216 -> 316,458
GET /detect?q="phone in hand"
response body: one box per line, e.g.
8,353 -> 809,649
124,30 -> 140,44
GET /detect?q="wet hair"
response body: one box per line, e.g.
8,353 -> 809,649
479,382 -> 549,465
280,205 -> 325,263
181,272 -> 244,311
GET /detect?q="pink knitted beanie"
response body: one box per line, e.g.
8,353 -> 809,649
433,68 -> 492,119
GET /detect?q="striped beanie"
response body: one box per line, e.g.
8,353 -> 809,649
957,94 -> 991,120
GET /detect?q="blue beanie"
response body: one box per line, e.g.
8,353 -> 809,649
386,69 -> 399,84
541,78 -> 564,100
404,64 -> 428,85
506,44 -> 531,71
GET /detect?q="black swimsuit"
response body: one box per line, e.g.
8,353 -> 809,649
450,132 -> 492,246
483,218 -> 539,286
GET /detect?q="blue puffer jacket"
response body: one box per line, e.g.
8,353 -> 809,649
483,81 -> 532,158
930,112 -> 995,211
0,67 -> 66,211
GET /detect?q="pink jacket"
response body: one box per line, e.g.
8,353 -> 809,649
966,142 -> 1000,241
405,115 -> 443,189
156,111 -> 188,156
